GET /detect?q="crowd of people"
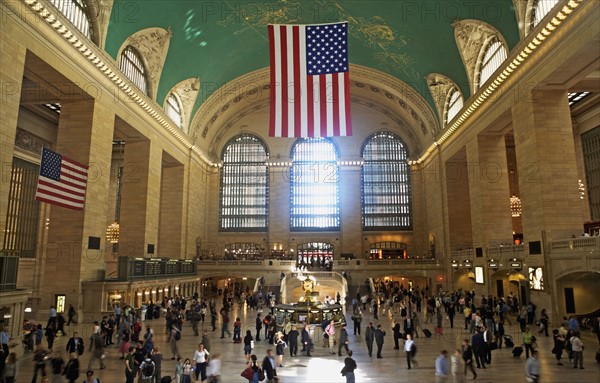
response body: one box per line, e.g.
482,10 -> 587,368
2,279 -> 599,383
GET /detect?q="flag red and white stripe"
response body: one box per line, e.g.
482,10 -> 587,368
36,147 -> 89,210
268,22 -> 352,137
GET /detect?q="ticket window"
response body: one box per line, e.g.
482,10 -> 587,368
55,294 -> 66,313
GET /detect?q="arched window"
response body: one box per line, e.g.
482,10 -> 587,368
119,46 -> 149,96
165,93 -> 183,128
532,0 -> 561,29
362,132 -> 412,230
290,138 -> 339,231
49,0 -> 93,41
219,134 -> 269,231
477,39 -> 508,90
445,88 -> 464,125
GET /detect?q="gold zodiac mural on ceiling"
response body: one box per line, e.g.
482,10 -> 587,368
217,0 -> 419,80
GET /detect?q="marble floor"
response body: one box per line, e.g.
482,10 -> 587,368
12,302 -> 600,383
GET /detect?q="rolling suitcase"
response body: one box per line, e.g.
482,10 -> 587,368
504,335 -> 514,348
423,329 -> 432,338
512,346 -> 523,357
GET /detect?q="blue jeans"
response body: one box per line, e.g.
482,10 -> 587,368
345,371 -> 355,383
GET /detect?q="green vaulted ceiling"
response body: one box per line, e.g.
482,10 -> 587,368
105,0 -> 520,120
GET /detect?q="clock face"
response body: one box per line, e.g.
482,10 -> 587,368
303,279 -> 314,291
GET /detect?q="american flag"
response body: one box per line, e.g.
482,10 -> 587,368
35,147 -> 89,210
268,22 -> 352,137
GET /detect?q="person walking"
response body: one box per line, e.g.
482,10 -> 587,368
124,347 -> 136,383
404,333 -> 417,369
3,352 -> 18,383
522,327 -> 535,359
451,349 -> 465,383
167,324 -> 180,360
63,353 -> 79,383
341,350 -> 357,383
262,349 -> 277,383
525,350 -> 540,383
192,343 -> 210,383
338,323 -> 350,356
552,329 -> 565,365
461,339 -> 477,380
275,333 -> 285,367
435,350 -> 450,383
365,322 -> 375,357
301,324 -> 313,357
374,324 -> 386,359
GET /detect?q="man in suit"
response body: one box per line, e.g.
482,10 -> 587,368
262,349 -> 277,383
482,325 -> 494,364
301,324 -> 312,357
365,322 -> 375,357
471,327 -> 486,369
392,319 -> 402,350
338,323 -> 349,356
66,331 -> 84,355
493,317 -> 505,349
404,316 -> 414,337
374,324 -> 386,358
287,326 -> 299,357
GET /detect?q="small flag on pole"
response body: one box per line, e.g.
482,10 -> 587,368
35,147 -> 89,210
268,22 -> 352,137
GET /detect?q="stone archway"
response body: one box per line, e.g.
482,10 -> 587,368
555,271 -> 600,320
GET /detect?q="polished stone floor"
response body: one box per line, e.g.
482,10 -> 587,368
14,302 -> 600,383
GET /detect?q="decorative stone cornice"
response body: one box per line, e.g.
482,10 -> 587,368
166,78 -> 200,134
118,27 -> 172,100
93,0 -> 114,50
15,128 -> 50,156
452,19 -> 507,95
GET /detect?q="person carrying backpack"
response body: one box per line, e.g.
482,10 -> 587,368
139,355 -> 156,383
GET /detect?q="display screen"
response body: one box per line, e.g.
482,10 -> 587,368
475,266 -> 484,284
528,267 -> 544,290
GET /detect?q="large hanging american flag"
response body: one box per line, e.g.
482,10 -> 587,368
268,22 -> 352,137
35,147 -> 89,210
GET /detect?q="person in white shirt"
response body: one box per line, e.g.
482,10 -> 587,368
404,334 -> 417,369
193,343 -> 210,383
525,350 -> 540,383
570,331 -> 584,369
206,352 -> 221,383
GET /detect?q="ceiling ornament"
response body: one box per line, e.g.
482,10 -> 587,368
425,73 -> 460,128
512,0 -> 529,40
452,19 -> 506,95
93,0 -> 114,49
118,27 -> 172,100
165,78 -> 200,134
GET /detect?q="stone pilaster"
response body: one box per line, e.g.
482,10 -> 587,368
159,163 -> 185,258
0,34 -> 26,246
118,140 -> 162,257
42,99 -> 114,314
511,90 -> 584,241
339,165 -> 362,258
466,135 -> 513,247
445,160 -> 473,250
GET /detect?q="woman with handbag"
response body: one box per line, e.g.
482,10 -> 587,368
241,354 -> 262,383
551,329 -> 565,365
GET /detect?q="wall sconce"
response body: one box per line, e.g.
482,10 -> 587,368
464,260 -> 473,269
451,260 -> 459,269
137,292 -> 142,296
488,259 -> 499,270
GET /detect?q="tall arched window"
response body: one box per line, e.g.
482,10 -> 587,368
290,138 -> 339,231
49,0 -> 93,41
445,88 -> 464,125
119,46 -> 149,96
165,93 -> 183,128
532,0 -> 561,29
477,39 -> 508,90
362,132 -> 412,230
219,134 -> 269,231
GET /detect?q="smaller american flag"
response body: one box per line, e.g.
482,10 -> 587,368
36,147 -> 89,210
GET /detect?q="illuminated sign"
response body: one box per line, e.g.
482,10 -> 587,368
475,266 -> 484,284
528,267 -> 544,290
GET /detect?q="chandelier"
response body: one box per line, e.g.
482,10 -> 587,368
578,179 -> 585,199
510,195 -> 522,217
106,221 -> 120,243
